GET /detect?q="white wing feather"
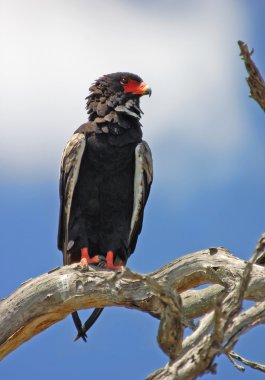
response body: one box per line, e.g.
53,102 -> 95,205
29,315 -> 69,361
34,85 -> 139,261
60,133 -> 86,253
129,141 -> 153,244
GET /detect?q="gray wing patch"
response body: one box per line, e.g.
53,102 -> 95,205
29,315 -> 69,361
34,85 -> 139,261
58,133 -> 86,260
128,141 -> 153,248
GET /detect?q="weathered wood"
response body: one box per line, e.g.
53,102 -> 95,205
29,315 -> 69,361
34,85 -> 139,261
147,247 -> 265,380
148,300 -> 265,380
1,247 -> 265,369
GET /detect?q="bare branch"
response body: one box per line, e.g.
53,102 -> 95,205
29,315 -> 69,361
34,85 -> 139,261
1,246 -> 265,380
254,233 -> 265,265
0,265 -> 182,361
229,351 -> 265,373
226,352 -> 245,372
146,245 -> 265,380
238,40 -> 265,112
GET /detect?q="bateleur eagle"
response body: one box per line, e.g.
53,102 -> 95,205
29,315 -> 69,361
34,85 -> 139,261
58,72 -> 153,341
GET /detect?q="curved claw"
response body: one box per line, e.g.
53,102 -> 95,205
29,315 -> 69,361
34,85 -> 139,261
79,248 -> 101,270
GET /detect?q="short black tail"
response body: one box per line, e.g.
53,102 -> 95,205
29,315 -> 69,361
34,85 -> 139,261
72,308 -> 104,342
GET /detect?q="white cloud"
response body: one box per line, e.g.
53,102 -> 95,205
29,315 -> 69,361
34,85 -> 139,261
0,0 -> 256,196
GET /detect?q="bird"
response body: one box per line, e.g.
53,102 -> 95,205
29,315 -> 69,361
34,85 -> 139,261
57,72 -> 153,341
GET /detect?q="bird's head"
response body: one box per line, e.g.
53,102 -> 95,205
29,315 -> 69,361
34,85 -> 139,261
86,72 -> 151,124
94,72 -> 152,98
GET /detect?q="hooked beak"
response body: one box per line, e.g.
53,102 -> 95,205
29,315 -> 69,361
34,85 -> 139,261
139,82 -> 152,97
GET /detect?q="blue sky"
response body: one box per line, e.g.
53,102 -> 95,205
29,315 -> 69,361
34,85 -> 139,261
1,1 -> 265,379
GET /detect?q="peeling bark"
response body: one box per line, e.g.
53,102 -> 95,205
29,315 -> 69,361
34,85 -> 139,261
1,247 -> 265,379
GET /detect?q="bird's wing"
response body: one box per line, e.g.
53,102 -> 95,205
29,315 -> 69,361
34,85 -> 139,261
128,140 -> 153,254
57,132 -> 86,264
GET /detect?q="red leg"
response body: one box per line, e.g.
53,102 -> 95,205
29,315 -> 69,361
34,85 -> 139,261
105,250 -> 124,270
80,247 -> 100,267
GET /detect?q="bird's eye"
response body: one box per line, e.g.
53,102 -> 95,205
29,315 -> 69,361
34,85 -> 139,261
120,77 -> 128,85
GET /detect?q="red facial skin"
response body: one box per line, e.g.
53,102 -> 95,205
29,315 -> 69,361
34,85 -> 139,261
122,79 -> 150,96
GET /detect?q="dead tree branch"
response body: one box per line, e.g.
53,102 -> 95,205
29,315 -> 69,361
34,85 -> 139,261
228,351 -> 265,373
147,246 -> 265,380
238,40 -> 265,111
1,247 -> 265,379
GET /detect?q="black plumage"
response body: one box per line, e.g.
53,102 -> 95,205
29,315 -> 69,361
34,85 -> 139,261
58,72 -> 153,340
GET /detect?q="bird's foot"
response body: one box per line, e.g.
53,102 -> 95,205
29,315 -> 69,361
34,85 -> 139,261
79,247 -> 100,270
79,256 -> 100,269
104,251 -> 124,270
